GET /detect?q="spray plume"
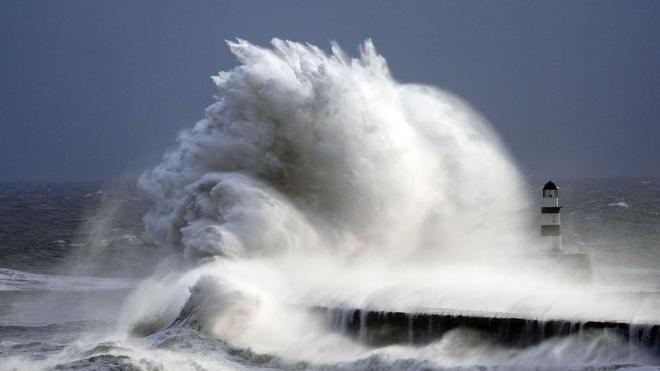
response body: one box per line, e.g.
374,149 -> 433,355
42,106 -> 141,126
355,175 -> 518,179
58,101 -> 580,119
121,39 -> 654,362
138,38 -> 528,263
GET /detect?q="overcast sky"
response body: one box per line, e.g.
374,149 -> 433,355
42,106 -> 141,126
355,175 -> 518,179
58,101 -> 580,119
1,1 -> 659,182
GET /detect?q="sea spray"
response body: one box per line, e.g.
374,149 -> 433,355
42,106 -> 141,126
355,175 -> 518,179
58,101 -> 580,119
138,39 -> 530,261
119,39 -> 659,365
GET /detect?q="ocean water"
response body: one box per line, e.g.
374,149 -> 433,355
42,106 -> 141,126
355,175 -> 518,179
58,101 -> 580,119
2,40 -> 659,370
0,179 -> 659,370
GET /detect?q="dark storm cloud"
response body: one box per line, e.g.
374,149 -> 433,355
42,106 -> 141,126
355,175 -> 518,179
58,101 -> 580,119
1,0 -> 659,181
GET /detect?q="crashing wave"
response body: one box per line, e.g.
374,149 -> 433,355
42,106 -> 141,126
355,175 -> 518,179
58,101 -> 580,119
138,38 -> 529,264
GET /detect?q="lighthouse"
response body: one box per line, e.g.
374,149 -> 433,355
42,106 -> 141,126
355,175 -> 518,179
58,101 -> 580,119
541,180 -> 562,252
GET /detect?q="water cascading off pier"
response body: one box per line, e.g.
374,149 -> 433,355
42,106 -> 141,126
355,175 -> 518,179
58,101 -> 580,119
315,307 -> 660,354
307,181 -> 657,354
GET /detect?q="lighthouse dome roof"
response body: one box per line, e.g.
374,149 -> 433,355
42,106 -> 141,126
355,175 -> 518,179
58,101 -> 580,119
543,180 -> 558,191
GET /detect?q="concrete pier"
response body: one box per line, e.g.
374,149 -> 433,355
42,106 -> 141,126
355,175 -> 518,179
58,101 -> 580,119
315,306 -> 660,353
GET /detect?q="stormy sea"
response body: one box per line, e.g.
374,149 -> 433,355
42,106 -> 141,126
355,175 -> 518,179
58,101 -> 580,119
1,40 -> 659,370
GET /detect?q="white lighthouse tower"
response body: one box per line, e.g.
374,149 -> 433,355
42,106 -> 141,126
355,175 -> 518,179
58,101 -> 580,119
541,180 -> 562,252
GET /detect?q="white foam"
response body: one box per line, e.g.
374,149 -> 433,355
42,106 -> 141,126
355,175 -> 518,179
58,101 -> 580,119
0,268 -> 136,292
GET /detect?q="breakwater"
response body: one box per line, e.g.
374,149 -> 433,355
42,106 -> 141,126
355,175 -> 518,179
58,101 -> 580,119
316,306 -> 660,353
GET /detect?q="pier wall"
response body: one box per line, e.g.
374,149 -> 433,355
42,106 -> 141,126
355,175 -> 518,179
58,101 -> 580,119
315,306 -> 660,354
